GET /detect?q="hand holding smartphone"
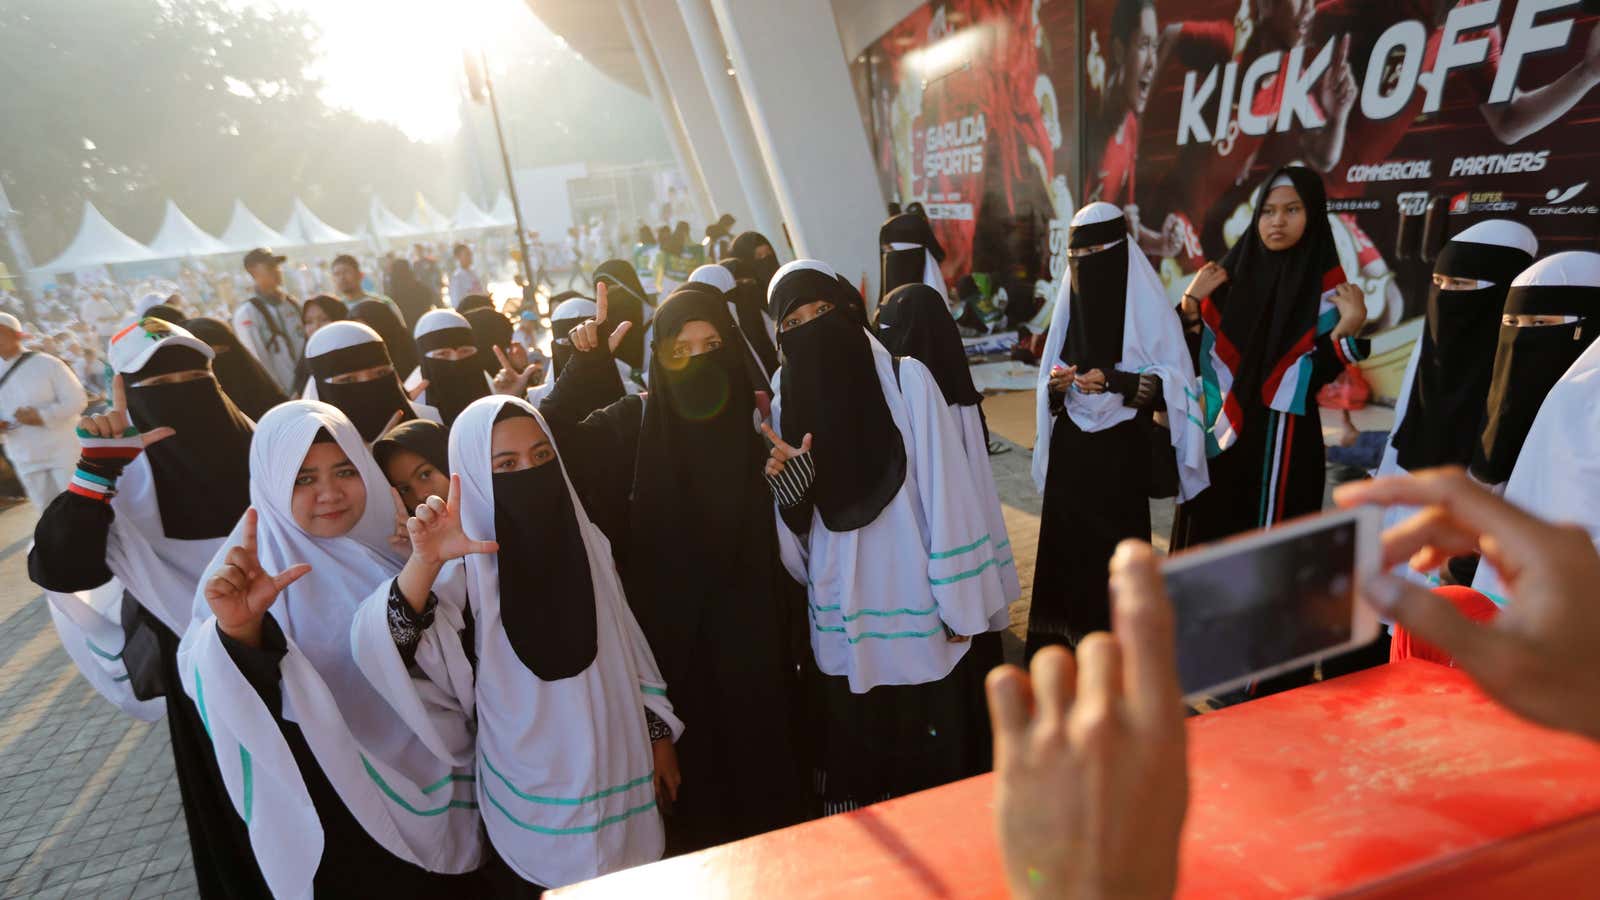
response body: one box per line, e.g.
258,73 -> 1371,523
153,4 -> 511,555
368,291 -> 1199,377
1162,506 -> 1382,701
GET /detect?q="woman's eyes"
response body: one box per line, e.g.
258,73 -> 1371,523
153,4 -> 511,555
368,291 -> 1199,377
707,339 -> 723,350
294,475 -> 315,487
533,448 -> 555,464
335,466 -> 359,479
494,459 -> 516,471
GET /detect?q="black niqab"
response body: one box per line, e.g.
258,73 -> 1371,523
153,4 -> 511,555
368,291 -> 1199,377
182,316 -> 288,421
124,347 -> 254,540
416,323 -> 488,427
490,407 -> 597,680
309,340 -> 414,442
1470,284 -> 1599,483
772,269 -> 906,531
1392,239 -> 1533,471
876,284 -> 981,406
593,259 -> 650,369
730,231 -> 781,296
1210,166 -> 1341,408
1062,215 -> 1131,373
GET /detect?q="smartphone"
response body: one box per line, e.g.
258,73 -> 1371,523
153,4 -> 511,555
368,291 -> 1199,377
1162,505 -> 1381,701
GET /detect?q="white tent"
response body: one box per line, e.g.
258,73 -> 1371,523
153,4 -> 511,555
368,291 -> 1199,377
145,200 -> 228,259
409,194 -> 453,235
450,192 -> 503,232
489,191 -> 517,227
280,197 -> 353,247
219,200 -> 290,252
369,196 -> 418,241
32,201 -> 155,274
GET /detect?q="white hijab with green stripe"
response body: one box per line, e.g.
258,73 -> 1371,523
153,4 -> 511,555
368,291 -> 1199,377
443,395 -> 681,888
771,330 -> 1009,693
177,401 -> 482,898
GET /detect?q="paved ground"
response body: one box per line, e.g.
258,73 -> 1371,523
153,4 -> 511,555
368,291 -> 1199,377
0,504 -> 198,899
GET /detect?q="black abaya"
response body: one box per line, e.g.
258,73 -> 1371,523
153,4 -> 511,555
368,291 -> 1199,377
1026,412 -> 1151,658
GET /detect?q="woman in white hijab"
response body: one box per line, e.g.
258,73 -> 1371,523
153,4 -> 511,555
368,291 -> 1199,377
765,258 -> 1007,814
178,401 -> 484,898
1028,203 -> 1207,657
301,320 -> 439,440
352,395 -> 682,890
1473,251 -> 1600,602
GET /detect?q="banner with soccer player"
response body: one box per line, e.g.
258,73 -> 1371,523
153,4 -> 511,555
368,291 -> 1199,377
856,0 -> 1600,332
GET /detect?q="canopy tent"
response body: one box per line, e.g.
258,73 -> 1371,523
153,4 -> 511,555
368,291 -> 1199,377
369,196 -> 418,241
145,200 -> 228,259
32,201 -> 155,275
279,197 -> 354,247
489,191 -> 517,227
219,200 -> 290,252
409,194 -> 453,236
450,192 -> 504,232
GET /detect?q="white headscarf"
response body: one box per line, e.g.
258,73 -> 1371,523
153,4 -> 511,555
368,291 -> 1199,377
178,401 -> 481,898
687,263 -> 736,293
1032,203 -> 1209,501
446,395 -> 680,887
1474,258 -> 1600,601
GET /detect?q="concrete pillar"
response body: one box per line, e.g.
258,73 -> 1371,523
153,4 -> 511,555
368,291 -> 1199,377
708,0 -> 885,298
674,0 -> 788,253
636,0 -> 753,231
617,0 -> 715,225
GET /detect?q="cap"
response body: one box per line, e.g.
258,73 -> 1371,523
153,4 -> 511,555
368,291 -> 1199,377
108,318 -> 214,375
0,313 -> 26,337
243,248 -> 287,270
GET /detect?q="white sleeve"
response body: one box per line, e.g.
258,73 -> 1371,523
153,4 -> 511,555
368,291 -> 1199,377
903,360 -> 1006,635
349,567 -> 476,766
38,356 -> 87,427
46,584 -> 167,721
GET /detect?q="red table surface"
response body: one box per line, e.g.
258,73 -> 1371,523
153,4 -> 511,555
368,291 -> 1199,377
553,660 -> 1600,899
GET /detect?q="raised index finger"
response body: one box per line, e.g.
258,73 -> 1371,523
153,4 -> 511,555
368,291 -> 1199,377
493,344 -> 512,372
112,373 -> 127,412
595,280 -> 608,324
241,508 -> 259,557
759,422 -> 792,454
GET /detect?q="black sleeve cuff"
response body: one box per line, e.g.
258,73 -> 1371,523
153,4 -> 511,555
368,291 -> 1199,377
219,616 -> 289,711
387,578 -> 439,665
645,708 -> 673,742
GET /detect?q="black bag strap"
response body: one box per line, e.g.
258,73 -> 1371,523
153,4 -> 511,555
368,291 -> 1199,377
0,351 -> 38,395
248,295 -> 294,355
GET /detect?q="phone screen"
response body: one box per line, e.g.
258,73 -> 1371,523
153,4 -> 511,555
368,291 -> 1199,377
1166,516 -> 1357,696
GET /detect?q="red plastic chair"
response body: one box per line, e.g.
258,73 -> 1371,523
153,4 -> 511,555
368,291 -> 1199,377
1389,585 -> 1500,667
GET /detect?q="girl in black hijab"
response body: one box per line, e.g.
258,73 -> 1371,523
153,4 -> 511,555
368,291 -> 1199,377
536,287 -> 811,851
1172,166 -> 1370,548
295,296 -> 348,395
411,309 -> 491,428
373,418 -> 451,511
593,258 -> 652,373
464,306 -> 514,377
183,316 -> 289,421
385,258 -> 436,329
729,231 -> 781,297
351,299 -> 419,383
